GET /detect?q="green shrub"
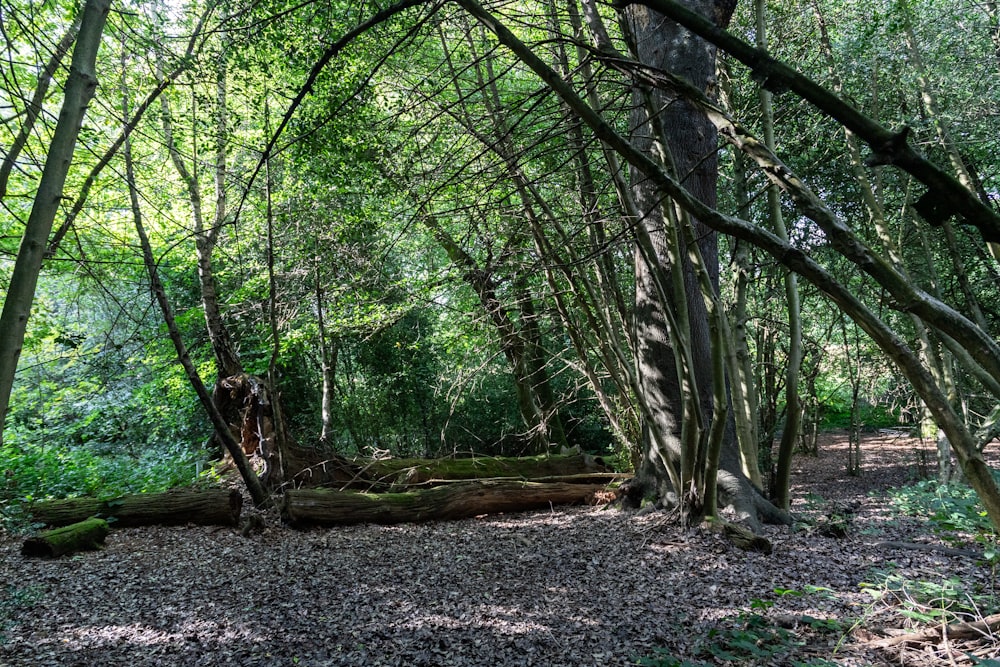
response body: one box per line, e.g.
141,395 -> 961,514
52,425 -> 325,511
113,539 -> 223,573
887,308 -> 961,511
887,477 -> 997,536
1,436 -> 211,504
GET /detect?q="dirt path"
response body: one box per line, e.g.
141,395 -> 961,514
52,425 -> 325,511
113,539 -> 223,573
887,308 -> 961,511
1,432 -> 996,666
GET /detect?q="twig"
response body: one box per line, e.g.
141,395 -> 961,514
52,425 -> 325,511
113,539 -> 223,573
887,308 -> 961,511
870,612 -> 1000,647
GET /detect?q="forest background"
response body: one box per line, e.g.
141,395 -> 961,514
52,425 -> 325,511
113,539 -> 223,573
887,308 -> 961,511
0,0 -> 999,532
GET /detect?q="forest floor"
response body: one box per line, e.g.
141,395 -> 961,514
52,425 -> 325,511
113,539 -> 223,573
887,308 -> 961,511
1,431 -> 998,666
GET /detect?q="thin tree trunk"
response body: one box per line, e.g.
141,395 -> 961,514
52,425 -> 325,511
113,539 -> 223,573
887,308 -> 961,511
315,261 -> 337,446
717,62 -> 763,488
419,211 -> 548,453
264,115 -> 287,483
120,53 -> 268,508
756,0 -> 802,510
0,0 -> 109,446
157,47 -> 241,379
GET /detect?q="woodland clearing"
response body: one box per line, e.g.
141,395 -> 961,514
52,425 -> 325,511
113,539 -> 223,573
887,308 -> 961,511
1,432 -> 997,667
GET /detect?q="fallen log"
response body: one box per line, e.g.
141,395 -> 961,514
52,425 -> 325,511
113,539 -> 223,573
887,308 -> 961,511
29,488 -> 242,528
22,517 -> 109,558
282,480 -> 608,527
352,453 -> 611,490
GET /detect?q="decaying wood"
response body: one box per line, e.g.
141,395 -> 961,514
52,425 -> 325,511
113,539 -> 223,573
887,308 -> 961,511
870,612 -> 1000,647
281,452 -> 611,490
281,480 -> 608,526
29,488 -> 242,528
22,517 -> 109,557
703,516 -> 773,554
365,454 -> 612,488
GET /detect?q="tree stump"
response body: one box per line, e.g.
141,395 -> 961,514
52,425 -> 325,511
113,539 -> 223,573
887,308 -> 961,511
22,517 -> 109,557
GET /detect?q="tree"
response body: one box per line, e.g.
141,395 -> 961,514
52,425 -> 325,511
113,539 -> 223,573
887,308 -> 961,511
0,0 -> 110,447
622,0 -> 771,523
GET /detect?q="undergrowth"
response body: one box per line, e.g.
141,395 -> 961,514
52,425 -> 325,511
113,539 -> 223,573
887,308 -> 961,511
1,439 -> 215,532
635,588 -> 847,666
860,568 -> 999,625
887,476 -> 998,538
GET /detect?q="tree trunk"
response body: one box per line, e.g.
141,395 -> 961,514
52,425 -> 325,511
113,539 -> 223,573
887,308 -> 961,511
625,0 -> 774,524
0,0 -> 109,447
28,489 -> 243,528
281,481 -> 608,527
22,518 -> 109,558
756,0 -> 802,511
419,211 -> 550,453
123,71 -> 268,507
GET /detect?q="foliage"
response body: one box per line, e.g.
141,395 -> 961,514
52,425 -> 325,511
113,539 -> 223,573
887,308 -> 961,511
0,436 -> 211,503
887,477 -> 1000,537
860,567 -> 1000,625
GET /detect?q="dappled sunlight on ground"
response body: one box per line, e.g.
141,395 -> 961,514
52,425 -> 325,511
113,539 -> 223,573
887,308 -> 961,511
1,432 -> 996,665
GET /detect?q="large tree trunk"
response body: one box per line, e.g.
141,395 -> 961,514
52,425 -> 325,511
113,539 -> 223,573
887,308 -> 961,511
625,0 -> 777,525
0,0 -> 109,447
28,489 -> 243,528
281,481 -> 607,527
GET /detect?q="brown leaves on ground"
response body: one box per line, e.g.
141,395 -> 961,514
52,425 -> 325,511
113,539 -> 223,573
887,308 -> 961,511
1,432 -> 997,666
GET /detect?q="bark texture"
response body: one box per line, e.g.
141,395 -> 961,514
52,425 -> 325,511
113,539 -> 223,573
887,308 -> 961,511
625,0 -> 777,525
281,481 -> 608,526
29,489 -> 243,528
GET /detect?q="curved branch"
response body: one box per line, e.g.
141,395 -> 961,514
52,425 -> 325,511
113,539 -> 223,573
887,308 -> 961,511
618,0 -> 1000,243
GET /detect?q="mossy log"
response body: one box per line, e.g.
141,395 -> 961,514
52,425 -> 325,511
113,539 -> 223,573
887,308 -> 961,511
282,480 -> 608,527
22,517 -> 109,557
349,454 -> 611,490
29,488 -> 242,528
